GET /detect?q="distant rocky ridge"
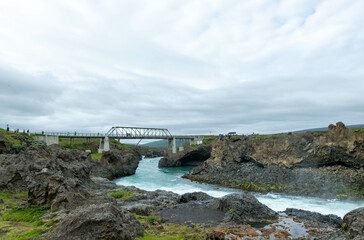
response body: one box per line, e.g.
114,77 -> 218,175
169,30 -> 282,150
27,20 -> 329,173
183,122 -> 364,198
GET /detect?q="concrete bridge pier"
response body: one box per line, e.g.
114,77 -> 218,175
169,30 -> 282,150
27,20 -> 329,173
190,136 -> 204,145
168,137 -> 177,154
98,137 -> 110,153
34,135 -> 59,145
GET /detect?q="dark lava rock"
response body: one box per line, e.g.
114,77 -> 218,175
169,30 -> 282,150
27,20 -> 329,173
44,202 -> 144,240
144,150 -> 164,158
342,207 -> 364,239
320,207 -> 364,240
211,192 -> 277,223
158,206 -> 225,226
159,145 -> 211,167
115,186 -> 180,214
0,145 -> 141,211
0,145 -> 92,194
91,149 -> 141,180
178,192 -> 215,203
284,208 -> 342,228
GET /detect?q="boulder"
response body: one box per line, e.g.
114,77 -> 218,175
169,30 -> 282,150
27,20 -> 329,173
342,207 -> 364,239
211,192 -> 277,223
144,150 -> 164,158
0,145 -> 92,195
284,208 -> 342,228
91,150 -> 141,180
178,192 -> 215,203
44,202 -> 144,240
25,148 -> 94,211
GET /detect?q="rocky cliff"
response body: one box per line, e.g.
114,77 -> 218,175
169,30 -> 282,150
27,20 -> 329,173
159,144 -> 211,167
186,122 -> 364,198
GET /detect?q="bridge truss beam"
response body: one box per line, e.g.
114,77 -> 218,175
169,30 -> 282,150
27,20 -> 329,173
105,126 -> 172,139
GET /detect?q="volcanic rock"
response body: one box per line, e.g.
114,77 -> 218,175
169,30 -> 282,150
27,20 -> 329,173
44,202 -> 144,240
211,192 -> 277,223
90,149 -> 141,180
284,208 -> 342,228
342,207 -> 364,239
159,144 -> 211,167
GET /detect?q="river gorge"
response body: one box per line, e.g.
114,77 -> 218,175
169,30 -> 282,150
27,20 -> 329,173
115,156 -> 364,218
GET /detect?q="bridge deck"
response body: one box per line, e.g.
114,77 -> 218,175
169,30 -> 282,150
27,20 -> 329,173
40,132 -> 198,140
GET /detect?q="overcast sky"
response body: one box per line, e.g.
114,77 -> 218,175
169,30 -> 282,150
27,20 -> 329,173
0,0 -> 363,135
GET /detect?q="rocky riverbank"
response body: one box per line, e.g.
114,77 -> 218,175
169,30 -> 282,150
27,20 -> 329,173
0,134 -> 144,239
184,122 -> 364,199
1,128 -> 364,239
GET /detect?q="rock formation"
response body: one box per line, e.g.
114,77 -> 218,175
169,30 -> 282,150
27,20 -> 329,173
159,144 -> 211,167
90,149 -> 141,180
186,122 -> 364,198
44,202 -> 144,240
211,193 -> 277,223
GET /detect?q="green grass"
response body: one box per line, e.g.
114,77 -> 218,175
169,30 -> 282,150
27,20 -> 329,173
0,221 -> 34,240
0,193 -> 12,198
352,128 -> 364,134
135,214 -> 211,240
0,129 -> 44,153
0,192 -> 54,240
59,137 -> 131,153
109,190 -> 140,201
0,192 -> 28,209
202,136 -> 216,145
16,228 -> 46,240
1,207 -> 49,225
91,153 -> 102,160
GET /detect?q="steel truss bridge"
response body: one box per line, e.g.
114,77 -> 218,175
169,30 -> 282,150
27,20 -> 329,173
36,126 -> 204,154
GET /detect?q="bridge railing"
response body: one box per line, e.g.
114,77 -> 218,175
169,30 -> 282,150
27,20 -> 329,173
41,132 -> 106,137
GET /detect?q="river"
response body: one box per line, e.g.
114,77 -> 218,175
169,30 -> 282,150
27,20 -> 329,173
114,157 -> 364,218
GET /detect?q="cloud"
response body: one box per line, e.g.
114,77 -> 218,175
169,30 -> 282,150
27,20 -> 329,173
0,0 -> 363,135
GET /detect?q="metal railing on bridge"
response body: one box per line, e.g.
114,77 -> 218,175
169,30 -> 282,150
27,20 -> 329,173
42,132 -> 105,137
105,126 -> 172,139
38,127 -> 199,141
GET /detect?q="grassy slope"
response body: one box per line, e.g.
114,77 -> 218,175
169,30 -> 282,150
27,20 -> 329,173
0,192 -> 54,240
59,137 -> 130,153
0,129 -> 45,153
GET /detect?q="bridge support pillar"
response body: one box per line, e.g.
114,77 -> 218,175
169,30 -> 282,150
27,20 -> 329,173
190,136 -> 204,145
168,137 -> 177,154
34,135 -> 59,145
98,137 -> 110,153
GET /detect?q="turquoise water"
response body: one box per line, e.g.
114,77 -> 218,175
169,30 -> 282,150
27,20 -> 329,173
114,157 -> 364,218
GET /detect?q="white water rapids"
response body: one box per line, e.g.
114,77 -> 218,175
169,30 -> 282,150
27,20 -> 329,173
114,157 -> 364,218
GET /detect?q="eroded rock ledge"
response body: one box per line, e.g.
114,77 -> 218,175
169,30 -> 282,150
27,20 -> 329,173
159,144 -> 211,167
184,122 -> 364,198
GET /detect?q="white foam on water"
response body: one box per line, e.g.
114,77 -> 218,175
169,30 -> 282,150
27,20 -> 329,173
114,157 -> 364,218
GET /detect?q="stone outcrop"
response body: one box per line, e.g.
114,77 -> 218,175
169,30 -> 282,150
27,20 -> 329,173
0,145 -> 141,210
144,149 -> 164,158
211,193 -> 277,223
0,144 -> 146,238
44,202 -> 144,240
283,208 -> 342,228
0,145 -> 92,194
159,144 -> 211,167
186,123 -> 364,198
320,207 -> 364,240
90,149 -> 141,180
202,122 -> 364,169
342,207 -> 364,239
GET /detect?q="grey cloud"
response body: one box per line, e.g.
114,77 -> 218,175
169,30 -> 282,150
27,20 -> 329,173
0,0 -> 363,135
